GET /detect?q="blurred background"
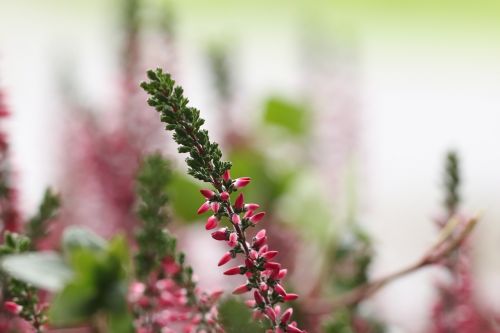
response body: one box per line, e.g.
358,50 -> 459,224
1,0 -> 500,332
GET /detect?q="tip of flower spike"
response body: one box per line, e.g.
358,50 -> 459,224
197,201 -> 210,215
232,284 -> 251,295
218,252 -> 232,266
205,216 -> 218,230
200,189 -> 215,199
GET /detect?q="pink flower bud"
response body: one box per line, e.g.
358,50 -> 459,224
250,212 -> 266,224
244,210 -> 254,219
259,282 -> 268,292
3,301 -> 22,315
211,228 -> 228,241
223,169 -> 231,182
255,229 -> 266,239
245,203 -> 260,211
210,290 -> 224,302
249,250 -> 258,260
278,269 -> 288,279
200,189 -> 215,199
234,193 -> 244,210
254,290 -> 265,305
284,293 -> 299,301
232,284 -> 251,295
228,232 -> 238,247
253,236 -> 267,249
287,324 -> 304,333
274,283 -> 287,297
265,306 -> 277,322
220,191 -> 230,201
245,258 -> 254,269
264,262 -> 281,271
224,266 -> 244,275
205,216 -> 218,230
258,245 -> 269,254
218,252 -> 232,266
210,202 -> 220,213
281,308 -> 293,324
234,177 -> 251,188
197,201 -> 210,215
231,214 -> 241,225
262,250 -> 278,260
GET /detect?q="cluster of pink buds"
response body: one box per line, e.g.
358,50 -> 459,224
129,258 -> 223,333
197,170 -> 304,333
3,301 -> 23,315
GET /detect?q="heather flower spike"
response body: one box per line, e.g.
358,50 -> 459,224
142,69 -> 304,332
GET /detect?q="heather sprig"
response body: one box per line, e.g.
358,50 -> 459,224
132,154 -> 223,333
26,188 -> 60,249
443,151 -> 460,216
142,69 -> 303,333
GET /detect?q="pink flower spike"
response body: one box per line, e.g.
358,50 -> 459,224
234,193 -> 244,210
245,203 -> 260,211
220,191 -> 230,201
234,177 -> 251,188
287,324 -> 304,333
224,266 -> 243,275
265,306 -> 277,322
262,250 -> 278,260
232,284 -> 251,295
197,201 -> 210,215
231,214 -> 241,225
218,252 -> 232,266
205,216 -> 219,230
284,293 -> 299,301
274,283 -> 287,297
228,232 -> 238,247
254,290 -> 265,305
200,189 -> 215,199
3,301 -> 22,315
250,212 -> 266,224
278,269 -> 288,279
223,169 -> 231,182
211,228 -> 228,241
210,202 -> 220,213
281,308 -> 293,324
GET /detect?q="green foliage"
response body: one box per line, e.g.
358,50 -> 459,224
134,154 -> 177,279
26,188 -> 60,248
50,236 -> 133,332
443,151 -> 460,214
141,68 -> 231,183
218,298 -> 265,333
0,232 -> 47,331
1,251 -> 72,291
323,307 -> 385,333
263,97 -> 310,136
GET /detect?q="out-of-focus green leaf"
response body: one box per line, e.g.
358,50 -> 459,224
62,226 -> 107,254
263,97 -> 310,136
168,171 -> 203,223
1,252 -> 72,291
218,298 -> 265,333
50,236 -> 133,331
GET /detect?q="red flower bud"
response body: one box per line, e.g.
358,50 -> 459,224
210,202 -> 220,213
255,229 -> 266,239
197,201 -> 210,214
205,216 -> 218,230
3,301 -> 22,315
254,290 -> 265,305
284,293 -> 298,301
259,282 -> 268,292
232,284 -> 251,295
274,283 -> 286,297
218,252 -> 232,266
280,308 -> 293,324
287,324 -> 304,333
265,306 -> 277,322
200,189 -> 215,199
224,266 -> 244,275
234,177 -> 251,188
245,203 -> 260,211
231,214 -> 241,225
211,228 -> 228,241
228,232 -> 238,247
249,250 -> 258,260
234,193 -> 244,210
220,191 -> 230,201
264,262 -> 281,271
262,250 -> 278,260
250,212 -> 266,224
278,269 -> 288,279
223,169 -> 231,182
